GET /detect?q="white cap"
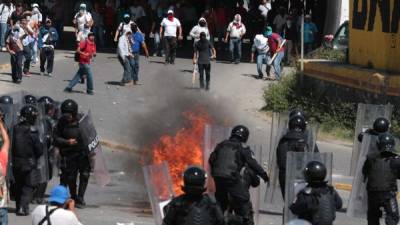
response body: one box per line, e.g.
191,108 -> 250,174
80,3 -> 87,8
32,3 -> 39,8
167,9 -> 174,14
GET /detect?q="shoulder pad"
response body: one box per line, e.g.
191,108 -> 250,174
303,187 -> 313,195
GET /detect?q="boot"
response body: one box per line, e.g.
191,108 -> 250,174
76,179 -> 89,209
205,82 -> 210,91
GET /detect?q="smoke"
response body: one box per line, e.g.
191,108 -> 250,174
131,66 -> 235,162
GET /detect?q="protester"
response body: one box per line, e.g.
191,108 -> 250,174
225,14 -> 246,64
118,30 -> 133,85
189,18 -> 210,44
20,15 -> 35,77
31,185 -> 83,225
64,32 -> 96,95
0,115 -> 9,225
259,0 -> 271,26
38,18 -> 58,77
304,15 -> 318,54
73,3 -> 93,44
91,3 -> 105,48
193,32 -> 216,91
0,1 -> 14,52
125,24 -> 148,85
6,25 -> 23,83
160,9 -> 183,65
30,3 -> 43,66
114,14 -> 134,43
273,7 -> 287,36
265,26 -> 285,81
9,3 -> 23,26
251,33 -> 270,79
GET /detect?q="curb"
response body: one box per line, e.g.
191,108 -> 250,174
0,63 -> 10,70
334,183 -> 352,191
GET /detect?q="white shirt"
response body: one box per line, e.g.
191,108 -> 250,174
118,34 -> 130,58
161,18 -> 181,37
74,12 -> 92,32
130,6 -> 146,21
31,8 -> 42,24
259,3 -> 271,19
189,25 -> 210,42
253,34 -> 269,54
0,4 -> 14,24
32,205 -> 83,225
227,22 -> 246,38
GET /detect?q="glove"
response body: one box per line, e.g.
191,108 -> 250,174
261,172 -> 270,184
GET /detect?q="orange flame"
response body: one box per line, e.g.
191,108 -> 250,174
151,108 -> 212,195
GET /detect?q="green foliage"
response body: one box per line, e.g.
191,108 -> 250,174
310,48 -> 346,62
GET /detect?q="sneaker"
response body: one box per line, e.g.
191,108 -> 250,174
47,73 -> 52,77
64,87 -> 72,93
23,72 -> 31,77
87,91 -> 94,95
75,198 -> 86,209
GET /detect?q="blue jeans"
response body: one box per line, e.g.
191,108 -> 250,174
256,54 -> 271,77
0,23 -> 8,48
229,38 -> 242,63
273,51 -> 285,80
68,64 -> 94,93
0,208 -> 8,225
122,54 -> 139,82
31,40 -> 38,64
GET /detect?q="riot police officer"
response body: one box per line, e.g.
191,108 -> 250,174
277,115 -> 319,198
290,161 -> 343,225
24,95 -> 37,105
362,133 -> 400,225
55,99 -> 90,208
358,117 -> 390,143
209,125 -> 269,225
0,95 -> 13,104
33,96 -> 57,204
163,166 -> 224,225
289,109 -> 307,121
12,105 -> 43,216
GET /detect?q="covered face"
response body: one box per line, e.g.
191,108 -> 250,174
198,18 -> 207,27
234,14 -> 241,23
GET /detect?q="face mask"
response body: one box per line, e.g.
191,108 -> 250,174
199,21 -> 206,27
12,31 -> 19,39
80,9 -> 86,14
168,14 -> 174,21
123,18 -> 130,24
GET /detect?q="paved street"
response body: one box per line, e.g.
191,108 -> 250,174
0,49 -> 365,225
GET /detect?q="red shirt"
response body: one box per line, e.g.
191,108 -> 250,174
79,40 -> 96,65
268,33 -> 285,55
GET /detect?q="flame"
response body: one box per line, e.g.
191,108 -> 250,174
151,108 -> 212,195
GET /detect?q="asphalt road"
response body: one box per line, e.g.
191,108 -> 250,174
0,49 -> 366,225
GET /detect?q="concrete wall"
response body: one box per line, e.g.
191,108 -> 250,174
349,0 -> 400,72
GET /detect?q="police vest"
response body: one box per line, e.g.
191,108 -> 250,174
367,157 -> 398,191
310,187 -> 336,225
182,195 -> 214,225
211,140 -> 241,180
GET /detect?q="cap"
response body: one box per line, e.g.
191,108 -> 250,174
123,14 -> 130,18
80,3 -> 87,9
32,3 -> 39,8
48,185 -> 70,204
199,17 -> 206,22
167,9 -> 174,14
264,26 -> 273,36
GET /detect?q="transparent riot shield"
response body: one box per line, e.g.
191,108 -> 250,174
350,104 -> 393,176
202,124 -> 231,193
347,134 -> 373,218
142,162 -> 175,225
284,152 -> 333,224
265,112 -> 319,213
79,111 -> 111,186
35,103 -> 50,184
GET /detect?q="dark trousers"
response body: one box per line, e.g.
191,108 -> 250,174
40,47 -> 55,74
13,168 -> 35,211
164,36 -> 177,63
198,63 -> 211,89
34,182 -> 47,200
10,51 -> 23,82
279,170 -> 286,199
214,178 -> 254,225
60,155 -> 91,201
368,191 -> 399,225
23,45 -> 31,73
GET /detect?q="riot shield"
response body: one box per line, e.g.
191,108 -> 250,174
347,134 -> 373,218
284,152 -> 333,224
79,111 -> 111,186
35,103 -> 50,184
142,162 -> 174,225
202,124 -> 231,193
350,104 -> 393,176
265,112 -> 319,213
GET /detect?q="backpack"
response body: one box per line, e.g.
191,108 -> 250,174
210,140 -> 241,180
182,195 -> 214,225
311,187 -> 336,225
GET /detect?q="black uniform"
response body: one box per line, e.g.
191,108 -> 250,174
55,114 -> 90,205
163,194 -> 224,225
362,151 -> 400,225
209,137 -> 268,225
290,183 -> 343,225
276,130 -> 319,197
12,122 -> 43,213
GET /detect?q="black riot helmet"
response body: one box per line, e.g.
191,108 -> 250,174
289,109 -> 306,120
288,115 -> 306,132
61,99 -> 78,116
0,95 -> 13,104
377,133 -> 396,153
373,117 -> 390,133
24,95 -> 37,104
304,161 -> 327,183
230,125 -> 250,143
38,96 -> 55,114
20,105 -> 39,125
182,166 -> 207,194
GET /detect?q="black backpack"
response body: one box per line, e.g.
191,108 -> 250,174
182,195 -> 215,225
210,140 -> 241,180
